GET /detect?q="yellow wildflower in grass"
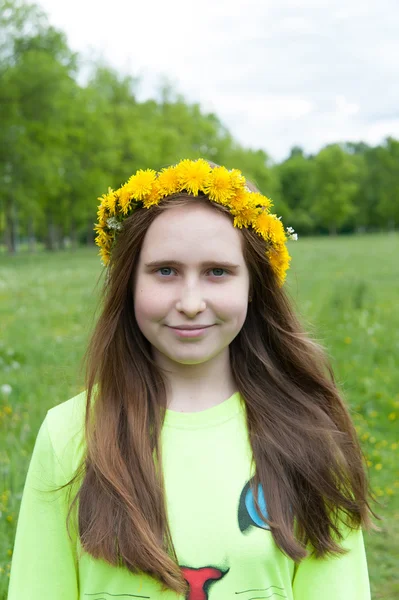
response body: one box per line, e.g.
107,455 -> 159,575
344,337 -> 352,344
204,166 -> 235,205
157,165 -> 180,196
361,432 -> 370,441
385,488 -> 394,496
176,158 -> 211,196
6,515 -> 13,522
391,443 -> 398,450
388,412 -> 397,421
375,463 -> 382,471
126,169 -> 157,201
367,460 -> 373,467
3,406 -> 12,415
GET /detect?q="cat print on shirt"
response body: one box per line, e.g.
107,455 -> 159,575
85,477 -> 287,600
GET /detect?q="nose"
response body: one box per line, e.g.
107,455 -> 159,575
175,286 -> 206,316
181,566 -> 225,600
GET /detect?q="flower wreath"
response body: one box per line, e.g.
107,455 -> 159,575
94,158 -> 297,287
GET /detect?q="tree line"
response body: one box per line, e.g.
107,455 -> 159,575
1,0 -> 398,254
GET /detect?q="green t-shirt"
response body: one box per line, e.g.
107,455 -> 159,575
8,390 -> 371,599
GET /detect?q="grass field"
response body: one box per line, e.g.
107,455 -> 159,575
0,233 -> 398,599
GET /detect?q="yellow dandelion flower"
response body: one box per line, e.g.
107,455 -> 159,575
95,225 -> 103,246
204,166 -> 234,205
229,168 -> 246,191
176,158 -> 211,196
103,188 -> 117,216
388,412 -> 397,421
143,179 -> 163,209
118,184 -> 134,215
266,243 -> 291,287
157,165 -> 180,196
229,190 -> 253,214
99,247 -> 111,265
233,204 -> 262,229
253,212 -> 287,245
126,169 -> 157,201
249,191 -> 273,211
375,463 -> 382,471
97,203 -> 108,226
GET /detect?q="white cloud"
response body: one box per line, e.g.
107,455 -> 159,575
204,94 -> 314,120
365,119 -> 399,145
335,96 -> 360,117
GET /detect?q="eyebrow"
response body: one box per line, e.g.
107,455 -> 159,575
144,260 -> 240,269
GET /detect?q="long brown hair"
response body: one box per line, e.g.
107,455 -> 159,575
63,181 -> 380,595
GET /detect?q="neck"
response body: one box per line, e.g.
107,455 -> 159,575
153,348 -> 237,412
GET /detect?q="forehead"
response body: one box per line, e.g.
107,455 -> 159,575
139,203 -> 245,262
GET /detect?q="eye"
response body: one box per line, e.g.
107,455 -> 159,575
238,480 -> 270,533
210,268 -> 228,277
155,267 -> 230,277
157,267 -> 174,277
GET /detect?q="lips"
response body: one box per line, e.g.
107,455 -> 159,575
169,325 -> 213,330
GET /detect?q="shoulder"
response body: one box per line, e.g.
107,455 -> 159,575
46,390 -> 87,439
43,390 -> 88,478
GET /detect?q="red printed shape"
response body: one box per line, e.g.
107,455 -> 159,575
181,566 -> 224,600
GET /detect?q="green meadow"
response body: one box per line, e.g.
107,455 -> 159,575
0,233 -> 398,599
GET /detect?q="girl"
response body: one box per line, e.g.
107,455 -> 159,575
8,158 -> 380,600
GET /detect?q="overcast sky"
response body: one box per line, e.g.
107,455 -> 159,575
37,0 -> 399,162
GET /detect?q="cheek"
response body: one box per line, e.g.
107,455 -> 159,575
218,297 -> 249,330
134,284 -> 168,324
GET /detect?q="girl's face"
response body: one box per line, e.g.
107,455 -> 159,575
133,202 -> 251,367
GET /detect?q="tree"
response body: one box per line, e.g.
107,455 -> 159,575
311,144 -> 359,234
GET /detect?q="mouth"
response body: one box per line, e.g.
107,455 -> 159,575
169,325 -> 214,330
167,325 -> 214,338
